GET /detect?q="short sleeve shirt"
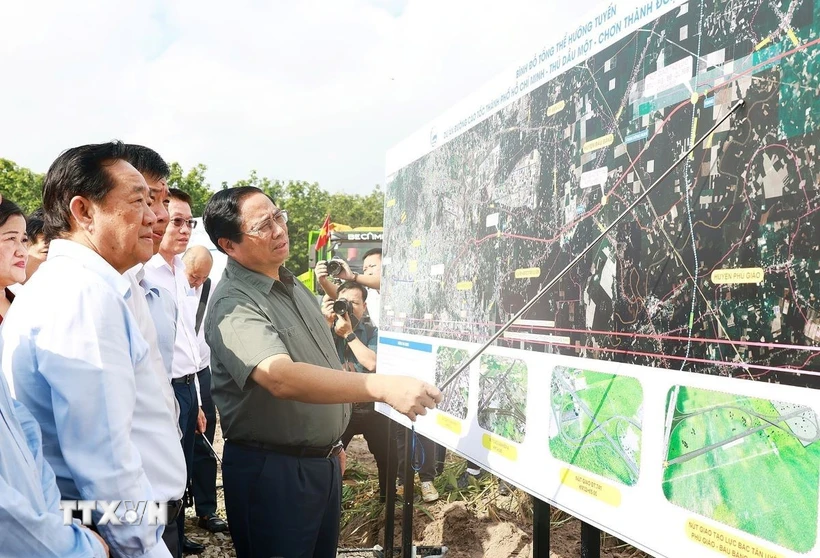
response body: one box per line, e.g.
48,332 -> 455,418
205,259 -> 350,447
334,321 -> 378,373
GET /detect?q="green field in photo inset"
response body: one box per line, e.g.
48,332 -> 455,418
549,366 -> 643,486
663,386 -> 820,553
434,346 -> 469,420
478,355 -> 527,443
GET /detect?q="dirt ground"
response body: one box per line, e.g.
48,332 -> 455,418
183,425 -> 648,558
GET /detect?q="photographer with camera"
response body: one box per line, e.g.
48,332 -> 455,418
315,248 -> 382,327
321,282 -> 396,502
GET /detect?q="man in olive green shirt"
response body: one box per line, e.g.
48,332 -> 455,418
202,187 -> 440,558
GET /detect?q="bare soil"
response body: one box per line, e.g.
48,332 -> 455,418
183,424 -> 649,558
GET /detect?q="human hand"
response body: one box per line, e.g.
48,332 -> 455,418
86,528 -> 109,557
335,259 -> 355,281
381,376 -> 442,421
315,261 -> 329,282
196,408 -> 206,434
321,295 -> 336,327
334,313 -> 353,338
339,448 -> 346,475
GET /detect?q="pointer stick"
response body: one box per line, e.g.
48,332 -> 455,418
198,432 -> 223,465
438,99 -> 745,391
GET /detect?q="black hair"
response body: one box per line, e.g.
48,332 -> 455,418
337,281 -> 368,301
0,198 -> 25,230
122,144 -> 170,180
363,247 -> 382,261
25,207 -> 45,241
42,141 -> 128,241
168,188 -> 192,205
202,186 -> 263,254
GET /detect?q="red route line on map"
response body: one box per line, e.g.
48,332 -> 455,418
399,324 -> 820,378
403,316 -> 820,353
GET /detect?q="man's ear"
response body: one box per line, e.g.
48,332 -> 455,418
218,237 -> 233,256
68,196 -> 96,233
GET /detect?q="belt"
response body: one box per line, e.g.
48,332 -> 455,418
228,439 -> 344,459
171,374 -> 196,385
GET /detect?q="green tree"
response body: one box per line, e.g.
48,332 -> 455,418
0,159 -> 44,213
167,162 -> 213,217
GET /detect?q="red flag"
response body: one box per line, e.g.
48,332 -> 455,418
315,214 -> 332,251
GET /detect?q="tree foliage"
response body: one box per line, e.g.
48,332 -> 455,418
0,157 -> 385,276
0,159 -> 44,214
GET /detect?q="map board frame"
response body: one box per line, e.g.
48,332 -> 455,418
376,0 -> 820,557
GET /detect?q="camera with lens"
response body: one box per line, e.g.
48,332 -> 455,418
324,259 -> 344,277
333,298 -> 351,317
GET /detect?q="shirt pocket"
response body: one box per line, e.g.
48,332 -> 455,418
272,325 -> 303,358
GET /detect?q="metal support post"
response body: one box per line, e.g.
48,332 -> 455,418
580,522 -> 600,558
384,420 -> 396,556
532,496 -> 551,558
401,427 -> 414,557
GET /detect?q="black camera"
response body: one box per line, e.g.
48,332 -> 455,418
325,259 -> 344,277
333,298 -> 351,316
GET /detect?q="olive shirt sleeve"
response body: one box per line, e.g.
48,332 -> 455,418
207,294 -> 289,390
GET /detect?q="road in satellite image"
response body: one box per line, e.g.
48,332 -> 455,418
549,366 -> 643,485
662,386 -> 820,552
383,0 -> 820,389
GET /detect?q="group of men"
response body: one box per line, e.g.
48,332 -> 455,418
0,141 -> 441,558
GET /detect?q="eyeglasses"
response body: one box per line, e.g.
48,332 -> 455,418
170,218 -> 197,230
243,211 -> 288,237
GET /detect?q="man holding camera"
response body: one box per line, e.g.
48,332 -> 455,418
314,247 -> 381,327
321,282 -> 396,502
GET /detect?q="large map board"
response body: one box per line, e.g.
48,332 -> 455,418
376,0 -> 820,556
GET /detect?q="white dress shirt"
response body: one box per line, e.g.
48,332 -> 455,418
194,280 -> 215,371
144,254 -> 202,404
2,240 -> 187,558
366,288 -> 381,327
125,264 -> 182,438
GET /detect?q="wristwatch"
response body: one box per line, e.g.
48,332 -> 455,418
345,332 -> 357,343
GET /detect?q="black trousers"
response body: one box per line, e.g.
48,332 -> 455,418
222,441 -> 342,558
340,407 -> 397,502
173,379 -> 198,552
192,366 -> 218,517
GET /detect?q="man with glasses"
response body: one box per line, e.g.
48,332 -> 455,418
202,187 -> 441,558
144,188 -> 206,556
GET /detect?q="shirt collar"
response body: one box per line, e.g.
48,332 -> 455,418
48,239 -> 132,298
226,258 -> 294,294
146,253 -> 181,272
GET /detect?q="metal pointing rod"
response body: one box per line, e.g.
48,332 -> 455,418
439,99 -> 745,391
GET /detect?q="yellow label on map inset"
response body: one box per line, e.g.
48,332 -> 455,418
787,28 -> 800,46
547,100 -> 566,116
582,134 -> 614,154
456,281 -> 473,291
436,413 -> 462,435
685,519 -> 783,558
408,260 -> 417,273
400,211 -> 407,223
754,37 -> 771,50
559,468 -> 621,506
515,267 -> 541,279
481,434 -> 518,461
711,267 -> 764,284
411,239 -> 422,247
386,199 -> 396,207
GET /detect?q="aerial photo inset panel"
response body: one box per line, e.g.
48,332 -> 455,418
435,346 -> 470,419
383,0 -> 820,389
663,386 -> 820,553
477,355 -> 528,443
549,366 -> 643,485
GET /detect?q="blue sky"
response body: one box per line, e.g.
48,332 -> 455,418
0,0 -> 598,195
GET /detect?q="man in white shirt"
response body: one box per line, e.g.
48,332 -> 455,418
144,189 -> 206,555
3,141 -> 186,558
122,144 -> 189,556
182,246 -> 229,533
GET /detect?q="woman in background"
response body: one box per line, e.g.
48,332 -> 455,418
0,198 -> 28,323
